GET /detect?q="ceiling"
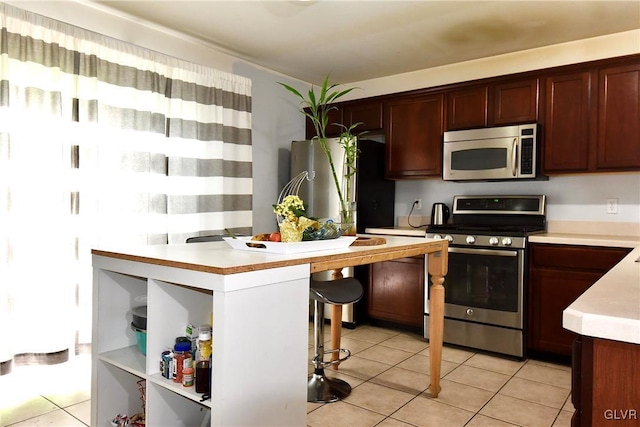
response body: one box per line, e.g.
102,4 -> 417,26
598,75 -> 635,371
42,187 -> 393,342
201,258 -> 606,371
93,1 -> 640,85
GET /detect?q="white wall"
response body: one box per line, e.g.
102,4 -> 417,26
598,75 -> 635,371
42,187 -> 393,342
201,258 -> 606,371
10,2 -> 640,230
395,173 -> 640,226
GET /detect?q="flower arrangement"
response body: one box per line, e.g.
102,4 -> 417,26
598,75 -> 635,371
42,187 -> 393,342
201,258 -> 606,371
273,195 -> 317,242
279,75 -> 360,235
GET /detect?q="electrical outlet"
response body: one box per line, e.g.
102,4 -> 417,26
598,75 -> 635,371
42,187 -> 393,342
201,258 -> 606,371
606,198 -> 618,214
415,199 -> 422,210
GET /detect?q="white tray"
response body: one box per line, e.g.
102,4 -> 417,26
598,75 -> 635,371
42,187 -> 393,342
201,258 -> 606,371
223,236 -> 357,254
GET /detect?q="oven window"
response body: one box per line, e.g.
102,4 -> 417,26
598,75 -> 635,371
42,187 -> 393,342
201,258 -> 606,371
451,148 -> 507,171
445,250 -> 520,312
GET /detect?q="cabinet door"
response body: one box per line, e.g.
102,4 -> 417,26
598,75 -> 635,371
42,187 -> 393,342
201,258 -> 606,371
305,107 -> 343,139
385,94 -> 444,178
344,101 -> 383,132
493,78 -> 539,125
596,63 -> 640,170
446,86 -> 488,130
527,244 -> 630,358
528,267 -> 602,357
543,72 -> 592,173
368,257 -> 424,327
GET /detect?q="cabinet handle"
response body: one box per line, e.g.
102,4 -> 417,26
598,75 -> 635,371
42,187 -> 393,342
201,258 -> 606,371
511,138 -> 518,176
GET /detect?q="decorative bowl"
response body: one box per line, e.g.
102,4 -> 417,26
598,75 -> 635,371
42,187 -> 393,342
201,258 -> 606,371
303,219 -> 344,241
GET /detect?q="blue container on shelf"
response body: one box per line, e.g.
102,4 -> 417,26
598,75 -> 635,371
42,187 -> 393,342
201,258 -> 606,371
130,322 -> 147,355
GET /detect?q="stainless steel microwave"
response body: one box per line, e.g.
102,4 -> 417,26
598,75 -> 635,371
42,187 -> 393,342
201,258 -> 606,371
443,124 -> 537,181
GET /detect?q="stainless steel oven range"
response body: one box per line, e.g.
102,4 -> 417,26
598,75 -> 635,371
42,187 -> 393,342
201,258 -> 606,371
425,195 -> 546,358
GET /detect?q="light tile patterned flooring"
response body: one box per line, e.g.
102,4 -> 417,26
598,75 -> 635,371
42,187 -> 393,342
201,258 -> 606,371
0,323 -> 573,427
308,324 -> 573,427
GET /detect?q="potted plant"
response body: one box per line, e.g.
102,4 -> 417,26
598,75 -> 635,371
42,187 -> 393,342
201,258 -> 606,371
279,75 -> 360,235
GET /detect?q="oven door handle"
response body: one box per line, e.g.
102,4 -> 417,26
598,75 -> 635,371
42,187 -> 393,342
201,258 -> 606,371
449,247 -> 519,257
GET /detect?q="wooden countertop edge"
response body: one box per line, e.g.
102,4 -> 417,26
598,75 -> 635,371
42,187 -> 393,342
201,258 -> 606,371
310,245 -> 442,273
92,249 -> 302,275
92,240 -> 447,275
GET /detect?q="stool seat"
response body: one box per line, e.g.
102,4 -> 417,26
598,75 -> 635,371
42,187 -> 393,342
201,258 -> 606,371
309,277 -> 363,305
308,277 -> 363,403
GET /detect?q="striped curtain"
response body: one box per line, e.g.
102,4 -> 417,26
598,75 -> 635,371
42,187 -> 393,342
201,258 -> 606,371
0,3 -> 252,371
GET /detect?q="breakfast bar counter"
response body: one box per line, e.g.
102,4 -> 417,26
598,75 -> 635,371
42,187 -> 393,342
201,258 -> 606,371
562,245 -> 640,426
91,235 -> 448,426
563,245 -> 640,344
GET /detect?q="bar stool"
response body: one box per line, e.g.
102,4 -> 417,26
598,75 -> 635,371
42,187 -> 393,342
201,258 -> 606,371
308,277 -> 363,403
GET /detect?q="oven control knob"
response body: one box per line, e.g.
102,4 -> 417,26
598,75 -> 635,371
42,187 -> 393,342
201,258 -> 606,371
465,235 -> 476,244
466,308 -> 474,316
445,235 -> 454,243
432,234 -> 442,240
502,237 -> 513,246
489,237 -> 499,245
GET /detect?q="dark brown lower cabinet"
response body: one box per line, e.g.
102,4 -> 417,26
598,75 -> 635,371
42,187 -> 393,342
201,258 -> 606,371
527,244 -> 630,360
571,335 -> 640,426
367,256 -> 424,327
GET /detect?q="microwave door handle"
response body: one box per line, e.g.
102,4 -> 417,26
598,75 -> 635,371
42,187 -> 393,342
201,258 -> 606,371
511,138 -> 518,176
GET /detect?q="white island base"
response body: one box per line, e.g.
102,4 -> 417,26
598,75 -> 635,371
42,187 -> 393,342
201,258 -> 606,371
91,235 -> 448,426
92,255 -> 309,427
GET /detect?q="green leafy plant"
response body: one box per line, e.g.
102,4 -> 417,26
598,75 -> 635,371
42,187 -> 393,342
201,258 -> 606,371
279,75 -> 361,231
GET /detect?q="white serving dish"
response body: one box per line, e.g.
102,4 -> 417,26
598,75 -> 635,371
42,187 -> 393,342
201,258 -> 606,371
223,236 -> 357,254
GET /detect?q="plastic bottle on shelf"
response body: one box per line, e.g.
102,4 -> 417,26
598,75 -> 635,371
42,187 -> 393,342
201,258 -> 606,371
182,367 -> 194,387
173,341 -> 192,383
195,324 -> 212,394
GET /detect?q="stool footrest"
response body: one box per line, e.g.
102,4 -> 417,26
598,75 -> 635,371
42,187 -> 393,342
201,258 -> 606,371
312,348 -> 351,369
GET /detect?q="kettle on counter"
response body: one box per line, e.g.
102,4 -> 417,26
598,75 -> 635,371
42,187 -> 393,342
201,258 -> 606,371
430,203 -> 450,225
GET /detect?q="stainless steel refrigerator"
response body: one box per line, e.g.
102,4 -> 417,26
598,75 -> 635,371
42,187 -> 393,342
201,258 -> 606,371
291,138 -> 395,326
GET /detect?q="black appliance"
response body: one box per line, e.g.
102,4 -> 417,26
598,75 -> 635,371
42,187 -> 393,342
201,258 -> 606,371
424,195 -> 546,358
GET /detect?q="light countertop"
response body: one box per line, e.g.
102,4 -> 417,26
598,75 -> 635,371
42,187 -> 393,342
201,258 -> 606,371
529,233 -> 640,248
532,220 -> 640,248
92,234 -> 442,276
563,246 -> 640,345
368,227 -> 640,248
365,227 -> 427,237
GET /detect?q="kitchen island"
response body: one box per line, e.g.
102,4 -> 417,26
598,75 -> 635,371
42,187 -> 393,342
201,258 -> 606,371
563,245 -> 640,426
91,235 -> 448,427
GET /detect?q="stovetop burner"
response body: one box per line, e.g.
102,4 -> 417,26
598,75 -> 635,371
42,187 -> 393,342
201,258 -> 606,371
426,195 -> 547,245
427,223 -> 545,237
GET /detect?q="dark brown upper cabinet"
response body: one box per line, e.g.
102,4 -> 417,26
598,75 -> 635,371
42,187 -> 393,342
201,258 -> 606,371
304,101 -> 383,139
596,63 -> 640,170
384,93 -> 444,179
304,106 -> 343,139
543,62 -> 640,174
446,78 -> 539,130
301,54 -> 640,178
344,101 -> 383,133
446,86 -> 488,130
543,71 -> 592,173
493,78 -> 539,125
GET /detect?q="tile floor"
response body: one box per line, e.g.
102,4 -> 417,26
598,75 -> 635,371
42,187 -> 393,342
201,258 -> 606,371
1,323 -> 574,427
0,353 -> 91,426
